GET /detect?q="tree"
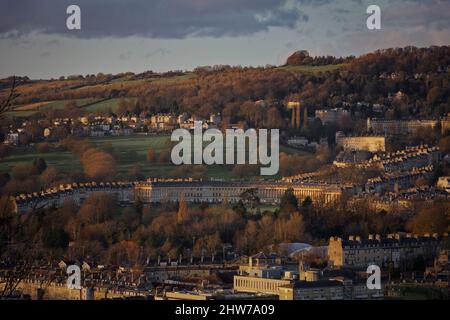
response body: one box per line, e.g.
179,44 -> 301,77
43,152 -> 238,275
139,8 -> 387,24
0,144 -> 12,160
77,193 -> 117,224
280,188 -> 298,215
146,148 -> 156,163
177,197 -> 189,223
32,157 -> 47,174
128,164 -> 144,180
407,204 -> 449,235
36,142 -> 51,153
240,188 -> 260,210
81,148 -> 116,181
232,200 -> 247,216
42,228 -> 70,249
158,149 -> 171,164
11,163 -> 34,180
40,166 -> 61,188
0,76 -> 25,119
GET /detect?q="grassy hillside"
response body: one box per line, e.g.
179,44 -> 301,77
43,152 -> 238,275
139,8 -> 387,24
276,64 -> 345,73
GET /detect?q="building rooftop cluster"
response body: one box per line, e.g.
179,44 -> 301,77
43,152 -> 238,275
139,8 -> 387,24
333,233 -> 445,248
14,181 -> 136,207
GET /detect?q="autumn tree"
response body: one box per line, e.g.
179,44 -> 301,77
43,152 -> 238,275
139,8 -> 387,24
146,148 -> 156,163
81,148 -> 117,181
407,203 -> 449,235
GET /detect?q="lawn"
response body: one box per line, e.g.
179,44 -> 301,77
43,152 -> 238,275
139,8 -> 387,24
0,149 -> 82,173
91,135 -> 236,179
0,135 -> 310,180
0,135 -> 235,179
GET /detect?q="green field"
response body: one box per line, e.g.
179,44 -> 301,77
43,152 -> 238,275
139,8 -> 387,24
8,98 -> 102,116
277,64 -> 345,73
0,135 -> 310,180
0,135 -> 236,179
84,98 -> 122,113
0,149 -> 82,173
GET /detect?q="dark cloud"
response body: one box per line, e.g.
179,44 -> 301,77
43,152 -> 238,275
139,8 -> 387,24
0,0 -> 306,39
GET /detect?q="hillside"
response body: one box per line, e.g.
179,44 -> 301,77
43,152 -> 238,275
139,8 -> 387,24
1,46 -> 449,123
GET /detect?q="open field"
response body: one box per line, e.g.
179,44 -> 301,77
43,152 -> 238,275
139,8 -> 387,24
0,135 -> 310,180
0,148 -> 82,173
85,97 -> 138,113
277,64 -> 345,73
8,98 -> 102,116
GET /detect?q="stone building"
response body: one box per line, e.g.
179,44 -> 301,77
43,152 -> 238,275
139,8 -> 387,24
278,280 -> 344,300
315,108 -> 350,125
328,233 -> 444,269
367,118 -> 438,135
336,131 -> 386,152
135,180 -> 356,205
15,179 -> 356,213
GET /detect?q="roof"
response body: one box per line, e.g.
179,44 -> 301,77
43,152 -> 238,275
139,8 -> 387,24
288,280 -> 343,289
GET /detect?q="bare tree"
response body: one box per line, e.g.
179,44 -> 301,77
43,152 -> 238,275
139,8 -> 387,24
0,76 -> 25,119
0,260 -> 33,298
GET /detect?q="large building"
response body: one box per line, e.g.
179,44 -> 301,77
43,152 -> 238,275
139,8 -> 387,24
135,180 -> 356,205
278,280 -> 344,300
363,145 -> 440,172
328,233 -> 444,269
315,108 -> 350,125
365,165 -> 434,193
367,118 -> 438,135
233,253 -> 295,295
15,179 -> 356,213
336,132 -> 386,152
14,182 -> 135,214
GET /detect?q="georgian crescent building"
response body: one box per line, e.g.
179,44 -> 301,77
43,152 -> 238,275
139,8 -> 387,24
14,179 -> 357,213
134,180 -> 356,205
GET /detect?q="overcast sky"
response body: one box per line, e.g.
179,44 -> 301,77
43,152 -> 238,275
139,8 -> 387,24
0,0 -> 449,79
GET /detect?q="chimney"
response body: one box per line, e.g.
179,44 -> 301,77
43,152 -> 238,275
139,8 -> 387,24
355,236 -> 361,242
406,233 -> 412,238
348,236 -> 354,241
375,234 -> 381,241
368,234 -> 374,240
291,107 -> 297,128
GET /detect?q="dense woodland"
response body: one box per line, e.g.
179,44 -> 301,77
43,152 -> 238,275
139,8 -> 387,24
2,46 -> 449,124
1,188 -> 448,266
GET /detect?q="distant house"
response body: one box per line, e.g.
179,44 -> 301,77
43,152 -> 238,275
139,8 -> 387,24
287,136 -> 308,147
5,132 -> 19,145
